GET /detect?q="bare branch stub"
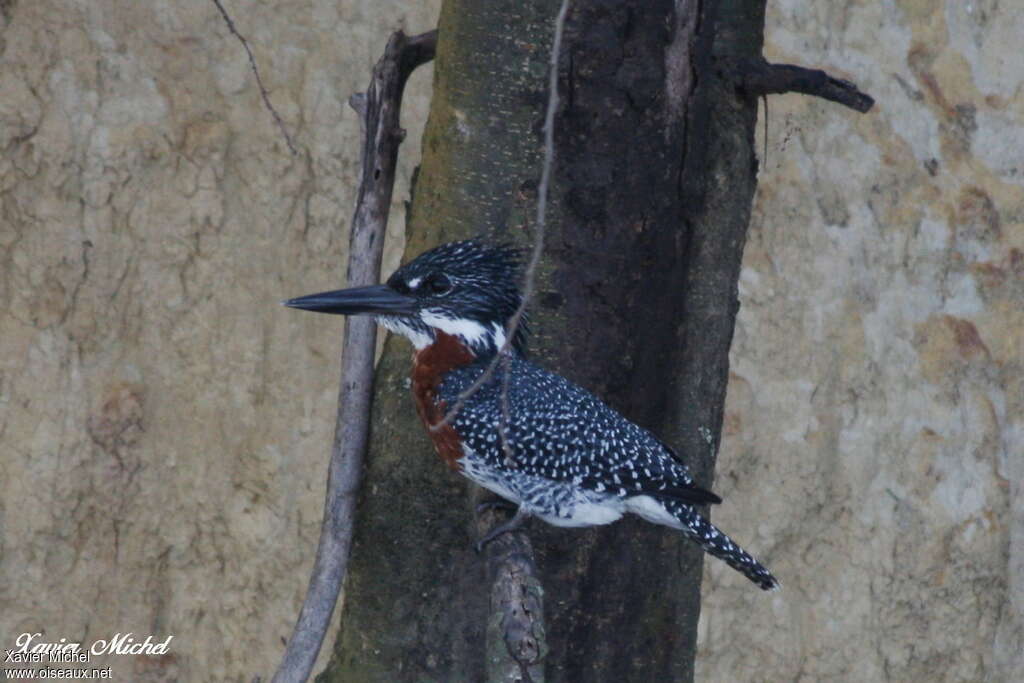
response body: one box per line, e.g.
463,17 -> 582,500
270,28 -> 436,683
739,57 -> 875,113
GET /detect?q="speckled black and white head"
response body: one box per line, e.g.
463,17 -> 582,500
284,240 -> 528,356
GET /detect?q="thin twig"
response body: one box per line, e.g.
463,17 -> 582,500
211,0 -> 299,155
739,57 -> 874,113
431,0 -> 571,444
270,29 -> 437,683
498,352 -> 514,466
761,93 -> 769,167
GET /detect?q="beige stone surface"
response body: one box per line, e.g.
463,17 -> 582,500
2,1 -> 1021,681
697,2 -> 1023,681
0,1 -> 437,680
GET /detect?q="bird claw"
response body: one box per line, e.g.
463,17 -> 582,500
473,507 -> 529,553
475,499 -> 517,515
474,525 -> 510,554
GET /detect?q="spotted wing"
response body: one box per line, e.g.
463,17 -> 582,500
439,357 -> 721,505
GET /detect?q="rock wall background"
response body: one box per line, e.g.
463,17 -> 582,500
0,1 -> 1019,682
0,1 -> 438,680
699,2 -> 1022,682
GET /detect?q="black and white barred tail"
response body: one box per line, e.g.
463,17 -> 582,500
665,500 -> 779,591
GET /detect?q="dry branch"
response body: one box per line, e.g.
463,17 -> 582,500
738,57 -> 875,113
270,29 -> 437,683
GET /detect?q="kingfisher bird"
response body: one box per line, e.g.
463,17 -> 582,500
285,240 -> 778,590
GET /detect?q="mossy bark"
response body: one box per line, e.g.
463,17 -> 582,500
320,1 -> 767,681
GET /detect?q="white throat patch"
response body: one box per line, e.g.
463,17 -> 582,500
377,316 -> 432,349
420,311 -> 488,345
490,322 -> 508,351
378,311 -> 510,353
420,310 -> 507,352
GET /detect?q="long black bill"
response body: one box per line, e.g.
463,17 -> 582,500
282,284 -> 416,316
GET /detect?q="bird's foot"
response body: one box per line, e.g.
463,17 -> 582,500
475,499 -> 518,516
474,507 -> 530,553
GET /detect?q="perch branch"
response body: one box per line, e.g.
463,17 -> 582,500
481,507 -> 547,683
739,57 -> 874,113
270,29 -> 437,683
211,0 -> 299,154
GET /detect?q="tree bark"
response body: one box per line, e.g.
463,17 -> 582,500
321,1 -> 770,681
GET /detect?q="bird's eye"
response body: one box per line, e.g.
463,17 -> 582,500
424,273 -> 452,295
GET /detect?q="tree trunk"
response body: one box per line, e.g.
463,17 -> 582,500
320,0 -> 766,681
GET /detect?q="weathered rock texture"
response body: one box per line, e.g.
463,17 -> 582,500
0,1 -> 438,680
1,0 -> 1020,682
697,2 -> 1023,682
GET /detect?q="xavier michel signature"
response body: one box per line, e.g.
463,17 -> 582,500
5,632 -> 173,664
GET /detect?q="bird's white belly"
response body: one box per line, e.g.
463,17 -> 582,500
457,450 -> 522,502
467,472 -> 521,505
458,447 -> 626,527
537,500 -> 624,527
625,494 -> 685,529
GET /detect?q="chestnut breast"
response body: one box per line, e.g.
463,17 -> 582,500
411,331 -> 476,471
